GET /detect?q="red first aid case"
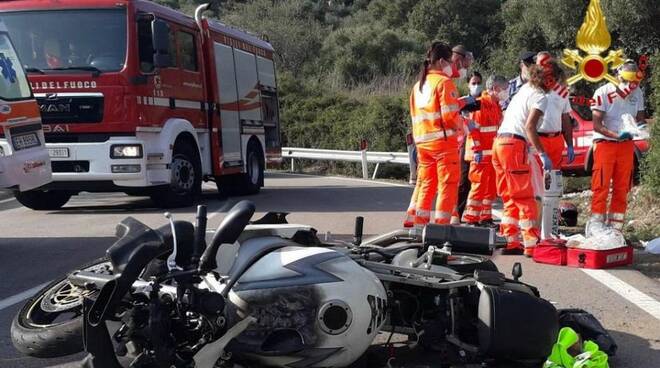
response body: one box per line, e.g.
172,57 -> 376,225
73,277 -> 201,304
533,239 -> 568,266
566,246 -> 634,269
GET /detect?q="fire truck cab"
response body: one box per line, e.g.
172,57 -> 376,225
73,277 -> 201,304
0,20 -> 51,192
0,0 -> 281,209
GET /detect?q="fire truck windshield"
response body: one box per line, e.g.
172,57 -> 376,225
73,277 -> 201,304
0,34 -> 32,100
2,9 -> 127,73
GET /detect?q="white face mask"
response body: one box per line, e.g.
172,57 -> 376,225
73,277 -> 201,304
497,89 -> 510,101
442,63 -> 453,77
469,84 -> 483,97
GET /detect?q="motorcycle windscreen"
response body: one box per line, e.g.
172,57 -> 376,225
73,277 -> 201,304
423,224 -> 494,255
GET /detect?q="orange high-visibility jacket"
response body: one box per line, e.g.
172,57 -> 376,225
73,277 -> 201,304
468,92 -> 502,157
410,70 -> 463,150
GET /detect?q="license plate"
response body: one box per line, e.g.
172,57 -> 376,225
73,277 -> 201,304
11,133 -> 40,151
48,147 -> 70,158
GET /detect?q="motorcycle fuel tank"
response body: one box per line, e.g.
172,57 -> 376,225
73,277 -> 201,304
225,246 -> 387,367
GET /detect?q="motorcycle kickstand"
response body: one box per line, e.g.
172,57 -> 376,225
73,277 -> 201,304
193,316 -> 257,368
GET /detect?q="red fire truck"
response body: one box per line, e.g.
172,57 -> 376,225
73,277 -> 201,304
0,0 -> 282,209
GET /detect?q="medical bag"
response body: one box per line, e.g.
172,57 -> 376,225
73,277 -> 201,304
566,246 -> 633,269
533,239 -> 568,266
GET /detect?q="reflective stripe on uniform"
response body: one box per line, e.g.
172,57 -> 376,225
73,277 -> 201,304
524,238 -> 539,247
441,104 -> 459,114
501,216 -> 518,225
608,213 -> 625,221
481,209 -> 492,215
415,129 -> 456,143
463,209 -> 480,217
520,219 -> 536,229
468,199 -> 481,206
481,149 -> 493,156
411,111 -> 442,124
479,126 -> 498,133
482,199 -> 493,205
435,211 -> 451,220
590,213 -> 606,222
416,209 -> 430,218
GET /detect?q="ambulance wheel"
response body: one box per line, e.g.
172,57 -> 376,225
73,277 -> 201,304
151,141 -> 201,208
217,140 -> 263,196
14,190 -> 72,210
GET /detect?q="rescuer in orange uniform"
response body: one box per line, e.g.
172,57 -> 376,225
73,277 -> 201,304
535,52 -> 575,168
492,64 -> 557,255
589,60 -> 645,230
407,41 -> 472,226
462,75 -> 509,226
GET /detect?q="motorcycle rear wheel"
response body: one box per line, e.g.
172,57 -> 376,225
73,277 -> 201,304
11,257 -> 112,358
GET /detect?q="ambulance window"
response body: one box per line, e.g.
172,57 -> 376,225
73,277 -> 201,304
178,31 -> 197,71
0,34 -> 32,100
137,19 -> 155,73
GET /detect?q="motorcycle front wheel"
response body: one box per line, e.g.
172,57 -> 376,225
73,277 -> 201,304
11,257 -> 112,358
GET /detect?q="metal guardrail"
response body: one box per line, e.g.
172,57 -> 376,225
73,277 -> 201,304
282,147 -> 412,179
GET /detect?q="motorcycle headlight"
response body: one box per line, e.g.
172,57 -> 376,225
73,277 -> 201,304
110,144 -> 143,159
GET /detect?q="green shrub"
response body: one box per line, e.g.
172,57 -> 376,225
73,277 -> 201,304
641,53 -> 660,195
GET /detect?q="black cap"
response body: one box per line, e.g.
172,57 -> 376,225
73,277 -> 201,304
520,51 -> 536,64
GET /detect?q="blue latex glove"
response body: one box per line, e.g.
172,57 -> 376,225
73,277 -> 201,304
474,151 -> 483,164
566,145 -> 575,164
467,120 -> 479,132
539,152 -> 553,171
459,95 -> 477,107
618,131 -> 633,141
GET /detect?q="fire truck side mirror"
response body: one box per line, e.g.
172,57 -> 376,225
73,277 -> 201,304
152,19 -> 172,68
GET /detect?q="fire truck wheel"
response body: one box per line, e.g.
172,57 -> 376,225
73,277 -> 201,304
14,190 -> 72,210
217,141 -> 264,196
150,142 -> 201,208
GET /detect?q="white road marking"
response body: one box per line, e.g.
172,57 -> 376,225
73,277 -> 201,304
0,196 -> 16,204
582,269 -> 660,321
0,281 -> 51,312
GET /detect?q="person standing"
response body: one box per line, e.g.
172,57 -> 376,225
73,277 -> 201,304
407,41 -> 466,226
462,75 -> 509,227
536,52 -> 575,168
501,51 -> 536,110
453,71 -> 483,224
492,64 -> 555,256
589,60 -> 645,230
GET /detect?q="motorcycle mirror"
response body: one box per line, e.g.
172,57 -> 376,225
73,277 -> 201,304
512,262 -> 523,281
164,212 -> 183,271
353,216 -> 364,246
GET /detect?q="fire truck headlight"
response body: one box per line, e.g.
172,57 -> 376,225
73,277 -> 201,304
111,144 -> 143,159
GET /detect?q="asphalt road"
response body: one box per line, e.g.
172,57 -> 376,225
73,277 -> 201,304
0,172 -> 658,367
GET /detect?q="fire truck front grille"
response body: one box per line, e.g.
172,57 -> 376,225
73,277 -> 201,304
37,94 -> 104,124
51,161 -> 90,173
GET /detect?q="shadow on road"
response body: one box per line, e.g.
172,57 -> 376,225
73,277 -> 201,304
608,329 -> 660,367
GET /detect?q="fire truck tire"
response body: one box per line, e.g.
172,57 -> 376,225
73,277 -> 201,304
150,142 -> 201,208
217,141 -> 264,196
14,190 -> 72,210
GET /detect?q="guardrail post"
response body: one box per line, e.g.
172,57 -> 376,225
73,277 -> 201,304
360,149 -> 368,179
290,158 -> 296,173
372,163 -> 380,180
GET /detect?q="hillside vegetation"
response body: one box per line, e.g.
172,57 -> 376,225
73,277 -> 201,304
158,1 -> 660,197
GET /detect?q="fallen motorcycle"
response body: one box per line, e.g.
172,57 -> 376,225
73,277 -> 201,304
11,201 -> 558,367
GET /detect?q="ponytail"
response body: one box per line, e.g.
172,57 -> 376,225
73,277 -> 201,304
418,60 -> 429,92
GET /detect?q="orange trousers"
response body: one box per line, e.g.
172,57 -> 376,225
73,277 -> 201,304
539,134 -> 565,168
591,140 -> 634,229
411,145 -> 460,226
492,137 -> 540,249
462,160 -> 496,224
